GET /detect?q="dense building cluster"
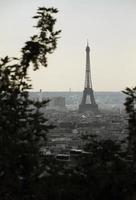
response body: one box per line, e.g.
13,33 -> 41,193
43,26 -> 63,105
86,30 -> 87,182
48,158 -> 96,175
44,109 -> 128,157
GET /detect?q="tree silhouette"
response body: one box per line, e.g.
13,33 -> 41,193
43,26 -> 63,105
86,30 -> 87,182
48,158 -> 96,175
0,7 -> 60,200
123,87 -> 136,156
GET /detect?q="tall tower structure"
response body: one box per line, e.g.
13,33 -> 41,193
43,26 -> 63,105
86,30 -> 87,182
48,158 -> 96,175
79,43 -> 98,113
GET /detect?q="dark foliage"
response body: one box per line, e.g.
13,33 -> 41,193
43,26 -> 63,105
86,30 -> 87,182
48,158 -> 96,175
80,138 -> 133,200
123,87 -> 136,155
21,7 -> 61,71
0,7 -> 60,200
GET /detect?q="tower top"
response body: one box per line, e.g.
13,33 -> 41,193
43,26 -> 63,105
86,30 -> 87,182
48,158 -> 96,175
86,40 -> 90,51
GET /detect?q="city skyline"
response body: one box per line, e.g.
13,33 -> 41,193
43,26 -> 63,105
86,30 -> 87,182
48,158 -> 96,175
0,0 -> 136,91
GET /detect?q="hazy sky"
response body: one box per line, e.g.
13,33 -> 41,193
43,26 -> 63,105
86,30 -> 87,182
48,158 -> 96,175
0,0 -> 136,91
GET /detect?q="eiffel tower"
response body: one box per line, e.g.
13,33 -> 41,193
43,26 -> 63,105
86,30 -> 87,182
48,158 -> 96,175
79,42 -> 98,113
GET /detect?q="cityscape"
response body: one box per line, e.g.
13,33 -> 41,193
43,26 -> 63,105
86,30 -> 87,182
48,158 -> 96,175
0,0 -> 136,200
30,43 -> 128,160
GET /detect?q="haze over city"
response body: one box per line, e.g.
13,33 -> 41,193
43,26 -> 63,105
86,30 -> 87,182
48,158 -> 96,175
0,0 -> 135,91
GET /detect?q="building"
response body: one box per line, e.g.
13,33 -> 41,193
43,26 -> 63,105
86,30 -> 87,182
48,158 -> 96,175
48,96 -> 66,111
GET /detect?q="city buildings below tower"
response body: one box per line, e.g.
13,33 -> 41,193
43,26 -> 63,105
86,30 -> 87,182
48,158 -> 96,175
48,96 -> 66,111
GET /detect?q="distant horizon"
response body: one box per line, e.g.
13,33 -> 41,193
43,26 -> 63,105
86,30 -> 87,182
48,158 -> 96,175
30,90 -> 124,93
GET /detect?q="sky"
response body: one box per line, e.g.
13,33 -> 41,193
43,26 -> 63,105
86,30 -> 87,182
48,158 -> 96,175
0,0 -> 136,91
